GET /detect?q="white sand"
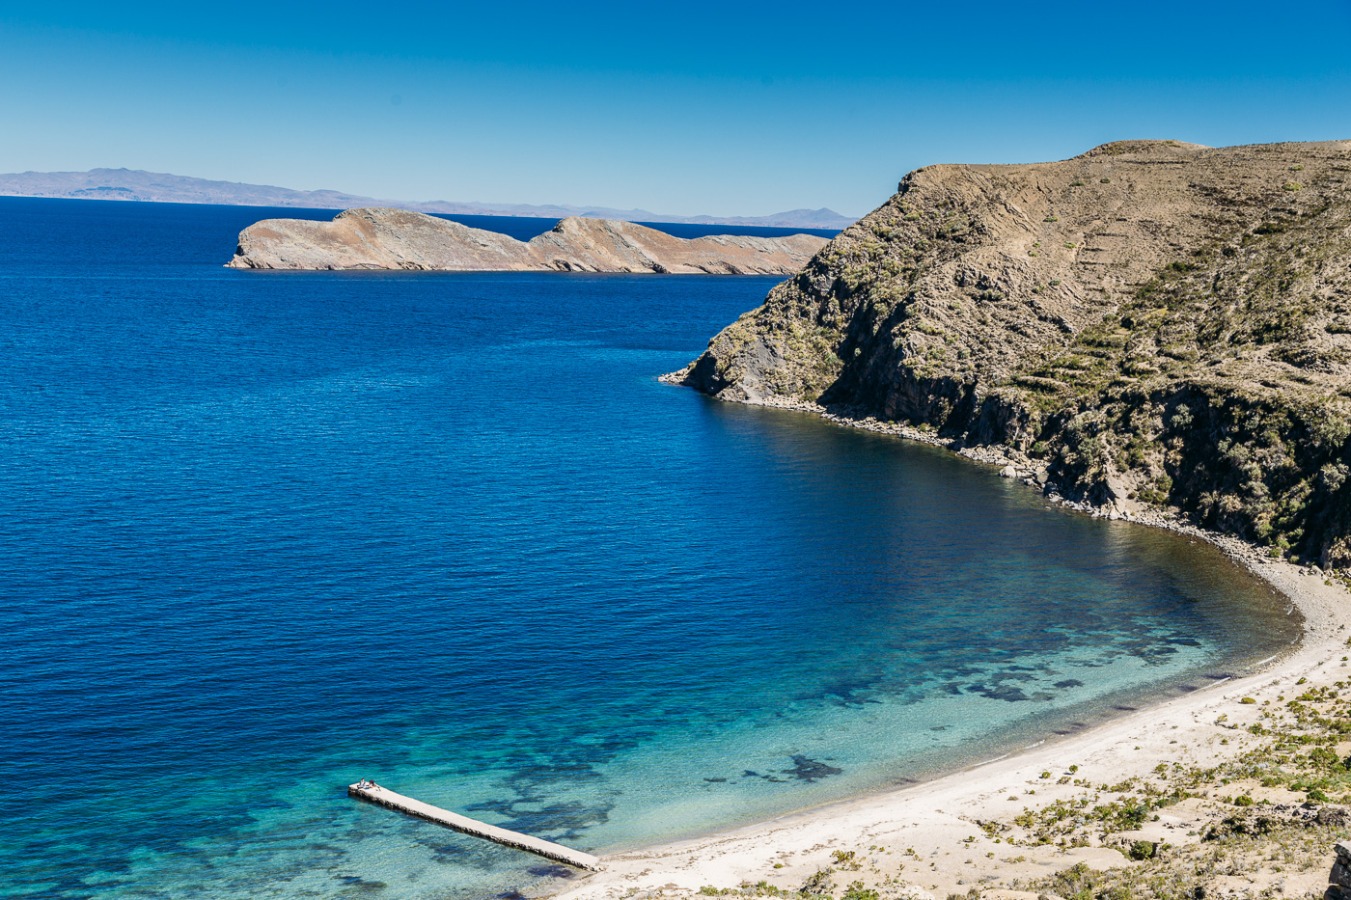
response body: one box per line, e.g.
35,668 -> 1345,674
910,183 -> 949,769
552,532 -> 1349,899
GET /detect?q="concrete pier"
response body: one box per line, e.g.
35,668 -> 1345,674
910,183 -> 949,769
347,781 -> 603,871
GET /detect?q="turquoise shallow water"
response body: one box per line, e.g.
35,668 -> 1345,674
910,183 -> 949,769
0,198 -> 1299,899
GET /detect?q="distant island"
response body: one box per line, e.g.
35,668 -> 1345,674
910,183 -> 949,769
228,207 -> 830,275
669,138 -> 1351,573
0,167 -> 856,230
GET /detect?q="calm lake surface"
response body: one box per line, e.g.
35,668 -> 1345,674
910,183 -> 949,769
0,198 -> 1298,899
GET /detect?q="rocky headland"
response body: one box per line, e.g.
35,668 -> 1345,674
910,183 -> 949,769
669,139 -> 1351,574
226,208 -> 829,274
556,141 -> 1351,900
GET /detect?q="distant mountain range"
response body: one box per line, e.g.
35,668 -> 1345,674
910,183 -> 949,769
0,168 -> 857,230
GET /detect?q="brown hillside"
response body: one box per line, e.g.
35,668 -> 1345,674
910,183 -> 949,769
674,140 -> 1351,571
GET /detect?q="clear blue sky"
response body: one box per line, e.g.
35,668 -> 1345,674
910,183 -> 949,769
3,1 -> 1349,217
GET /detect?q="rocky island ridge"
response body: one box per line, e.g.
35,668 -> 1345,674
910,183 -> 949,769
226,207 -> 829,275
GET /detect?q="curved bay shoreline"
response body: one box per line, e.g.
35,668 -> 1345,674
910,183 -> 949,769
550,390 -> 1351,900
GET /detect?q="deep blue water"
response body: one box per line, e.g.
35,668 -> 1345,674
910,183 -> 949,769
0,198 -> 1297,899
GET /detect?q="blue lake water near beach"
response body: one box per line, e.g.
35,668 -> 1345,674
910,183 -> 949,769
0,198 -> 1300,899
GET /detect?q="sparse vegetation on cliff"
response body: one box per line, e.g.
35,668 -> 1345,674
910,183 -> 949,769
675,140 -> 1351,572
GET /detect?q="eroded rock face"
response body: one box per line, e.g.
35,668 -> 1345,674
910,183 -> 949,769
673,139 -> 1351,571
227,208 -> 829,275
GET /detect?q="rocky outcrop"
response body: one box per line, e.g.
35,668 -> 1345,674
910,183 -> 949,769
226,208 -> 829,275
1331,840 -> 1351,900
671,140 -> 1351,572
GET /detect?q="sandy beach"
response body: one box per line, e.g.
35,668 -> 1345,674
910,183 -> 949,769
552,409 -> 1351,899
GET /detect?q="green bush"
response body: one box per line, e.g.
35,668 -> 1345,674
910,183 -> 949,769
841,882 -> 880,900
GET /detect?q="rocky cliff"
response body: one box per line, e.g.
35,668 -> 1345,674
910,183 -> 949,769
672,140 -> 1351,572
226,208 -> 829,274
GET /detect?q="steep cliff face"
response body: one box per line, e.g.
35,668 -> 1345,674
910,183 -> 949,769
675,140 -> 1351,571
227,208 -> 828,274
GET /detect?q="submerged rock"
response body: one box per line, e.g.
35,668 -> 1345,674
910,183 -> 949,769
783,754 -> 843,782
